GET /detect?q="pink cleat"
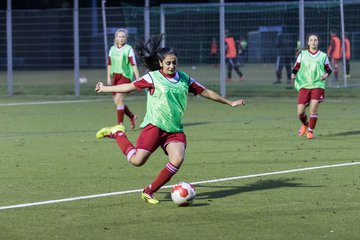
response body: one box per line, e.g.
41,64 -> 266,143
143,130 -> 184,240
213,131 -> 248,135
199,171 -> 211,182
307,131 -> 314,139
130,115 -> 137,129
298,124 -> 307,136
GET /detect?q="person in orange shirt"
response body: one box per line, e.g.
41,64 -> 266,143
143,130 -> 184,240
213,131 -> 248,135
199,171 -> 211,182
327,30 -> 341,81
344,32 -> 351,78
210,37 -> 218,68
225,29 -> 245,81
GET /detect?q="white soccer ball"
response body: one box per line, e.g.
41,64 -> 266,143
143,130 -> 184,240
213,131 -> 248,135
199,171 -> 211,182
79,76 -> 88,84
171,182 -> 196,207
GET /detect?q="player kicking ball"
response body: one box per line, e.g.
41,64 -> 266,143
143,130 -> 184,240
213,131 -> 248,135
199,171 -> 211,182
95,34 -> 246,204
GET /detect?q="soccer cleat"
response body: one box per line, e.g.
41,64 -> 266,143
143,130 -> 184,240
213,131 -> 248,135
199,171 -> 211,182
141,192 -> 160,204
96,124 -> 125,139
307,131 -> 314,139
298,124 -> 307,136
239,76 -> 245,81
130,115 -> 137,130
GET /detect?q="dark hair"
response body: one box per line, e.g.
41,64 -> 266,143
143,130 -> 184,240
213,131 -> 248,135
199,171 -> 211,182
135,33 -> 178,71
306,33 -> 320,49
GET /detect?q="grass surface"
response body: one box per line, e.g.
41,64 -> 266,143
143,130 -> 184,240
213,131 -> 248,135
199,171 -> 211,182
1,61 -> 359,98
0,96 -> 359,240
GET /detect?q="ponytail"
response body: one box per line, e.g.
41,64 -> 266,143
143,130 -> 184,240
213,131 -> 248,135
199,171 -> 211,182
135,33 -> 178,71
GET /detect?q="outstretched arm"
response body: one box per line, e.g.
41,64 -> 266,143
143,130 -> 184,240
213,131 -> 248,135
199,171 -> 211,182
199,89 -> 245,107
95,82 -> 137,93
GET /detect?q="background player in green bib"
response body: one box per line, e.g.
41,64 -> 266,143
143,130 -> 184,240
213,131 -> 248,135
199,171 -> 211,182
95,34 -> 246,204
291,33 -> 332,139
107,29 -> 140,129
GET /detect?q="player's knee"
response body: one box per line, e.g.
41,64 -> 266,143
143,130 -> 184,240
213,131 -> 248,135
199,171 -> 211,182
128,155 -> 148,167
297,112 -> 306,118
129,159 -> 145,167
169,156 -> 184,168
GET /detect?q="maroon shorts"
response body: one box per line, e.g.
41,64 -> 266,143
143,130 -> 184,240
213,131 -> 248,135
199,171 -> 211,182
112,73 -> 132,95
136,124 -> 187,154
297,88 -> 325,105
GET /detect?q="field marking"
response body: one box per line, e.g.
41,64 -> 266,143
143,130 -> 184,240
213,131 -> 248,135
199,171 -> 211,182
0,96 -> 146,107
1,161 -> 359,211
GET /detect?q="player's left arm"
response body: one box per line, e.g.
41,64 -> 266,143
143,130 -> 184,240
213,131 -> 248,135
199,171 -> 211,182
189,77 -> 245,107
200,89 -> 245,107
129,49 -> 140,80
321,56 -> 333,80
132,65 -> 140,80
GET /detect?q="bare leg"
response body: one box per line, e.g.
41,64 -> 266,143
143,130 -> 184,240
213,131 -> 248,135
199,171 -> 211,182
114,93 -> 125,124
143,142 -> 185,196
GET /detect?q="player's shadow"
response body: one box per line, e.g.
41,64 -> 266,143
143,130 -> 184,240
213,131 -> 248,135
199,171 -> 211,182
184,121 -> 211,127
197,177 -> 318,200
325,130 -> 360,137
163,178 -> 320,207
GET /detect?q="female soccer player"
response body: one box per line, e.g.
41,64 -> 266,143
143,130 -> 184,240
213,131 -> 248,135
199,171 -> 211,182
291,33 -> 332,139
95,34 -> 246,204
107,29 -> 140,129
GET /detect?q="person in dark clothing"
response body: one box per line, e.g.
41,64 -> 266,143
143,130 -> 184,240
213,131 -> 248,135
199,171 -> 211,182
273,31 -> 294,87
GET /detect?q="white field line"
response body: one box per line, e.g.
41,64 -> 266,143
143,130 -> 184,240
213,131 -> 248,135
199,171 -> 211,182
1,161 -> 359,211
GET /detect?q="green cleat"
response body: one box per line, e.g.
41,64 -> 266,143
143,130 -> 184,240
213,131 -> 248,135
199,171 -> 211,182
141,192 -> 160,204
96,124 -> 125,139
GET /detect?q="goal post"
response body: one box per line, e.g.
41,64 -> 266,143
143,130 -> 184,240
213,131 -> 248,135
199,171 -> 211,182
158,1 -> 359,90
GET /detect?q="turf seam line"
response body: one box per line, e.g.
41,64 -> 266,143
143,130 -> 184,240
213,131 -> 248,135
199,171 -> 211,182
0,99 -> 110,107
0,97 -> 143,107
0,161 -> 359,211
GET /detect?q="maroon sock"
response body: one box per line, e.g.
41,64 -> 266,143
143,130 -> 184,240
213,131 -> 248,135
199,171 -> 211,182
308,114 -> 318,131
124,105 -> 134,118
298,113 -> 308,126
145,162 -> 179,194
117,107 -> 124,124
115,132 -> 135,156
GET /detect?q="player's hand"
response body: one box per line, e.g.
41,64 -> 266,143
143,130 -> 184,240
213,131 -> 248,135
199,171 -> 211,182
231,99 -> 246,107
291,73 -> 296,80
320,73 -> 328,81
95,82 -> 104,93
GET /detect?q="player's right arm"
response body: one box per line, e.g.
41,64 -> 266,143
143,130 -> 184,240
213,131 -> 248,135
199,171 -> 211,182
96,82 -> 137,93
96,75 -> 154,93
291,52 -> 302,79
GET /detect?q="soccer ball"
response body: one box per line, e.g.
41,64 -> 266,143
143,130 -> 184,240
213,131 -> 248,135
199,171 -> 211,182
79,76 -> 88,84
171,182 -> 196,207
